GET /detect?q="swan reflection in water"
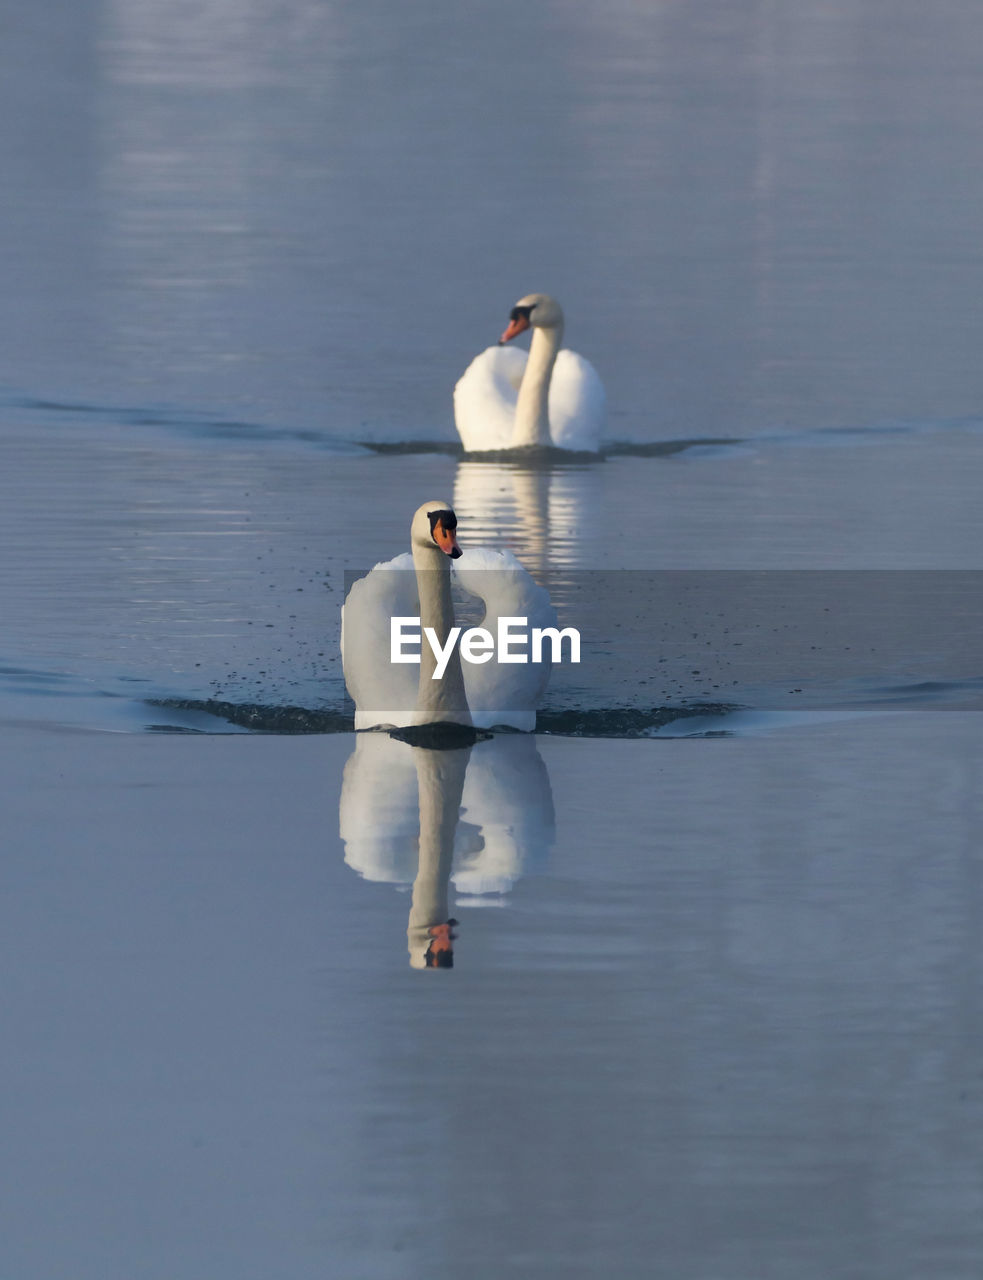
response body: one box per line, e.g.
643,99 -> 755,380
453,459 -> 602,575
340,732 -> 555,968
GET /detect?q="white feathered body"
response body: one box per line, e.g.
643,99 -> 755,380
454,345 -> 605,453
340,552 -> 419,732
341,545 -> 556,731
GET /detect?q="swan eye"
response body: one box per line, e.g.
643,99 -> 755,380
509,304 -> 534,323
427,508 -> 457,537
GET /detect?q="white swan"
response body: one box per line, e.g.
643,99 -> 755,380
341,500 -> 556,731
454,293 -> 605,453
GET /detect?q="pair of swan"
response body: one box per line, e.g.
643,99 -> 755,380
344,293 -> 601,732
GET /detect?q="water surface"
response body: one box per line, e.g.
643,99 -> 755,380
2,2 -> 983,1276
4,0 -> 983,441
2,721 -> 982,1278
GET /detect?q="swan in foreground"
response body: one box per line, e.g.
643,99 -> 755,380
341,500 -> 556,732
454,293 -> 605,453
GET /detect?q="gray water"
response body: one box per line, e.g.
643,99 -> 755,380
2,1 -> 983,1276
5,0 -> 983,442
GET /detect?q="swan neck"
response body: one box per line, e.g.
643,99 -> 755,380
412,546 -> 472,726
512,322 -> 562,447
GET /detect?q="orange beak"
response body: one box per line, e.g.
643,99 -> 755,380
433,520 -> 462,558
499,313 -> 531,344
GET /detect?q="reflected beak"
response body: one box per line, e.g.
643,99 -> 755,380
499,314 -> 531,345
425,921 -> 457,968
429,922 -> 456,950
434,522 -> 462,558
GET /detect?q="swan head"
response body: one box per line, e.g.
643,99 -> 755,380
499,293 -> 564,344
411,500 -> 462,559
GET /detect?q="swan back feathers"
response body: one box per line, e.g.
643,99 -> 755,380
341,542 -> 556,731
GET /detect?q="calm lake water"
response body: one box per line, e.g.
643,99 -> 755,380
2,1 -> 983,1276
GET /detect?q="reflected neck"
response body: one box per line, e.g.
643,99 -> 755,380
512,322 -> 562,447
407,745 -> 471,967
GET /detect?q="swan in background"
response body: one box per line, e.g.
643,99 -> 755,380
341,500 -> 556,731
454,293 -> 605,453
340,732 -> 555,965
